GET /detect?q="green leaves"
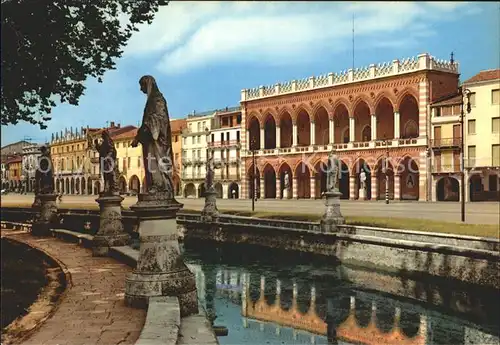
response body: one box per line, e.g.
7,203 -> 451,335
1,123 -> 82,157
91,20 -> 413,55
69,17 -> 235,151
1,0 -> 169,128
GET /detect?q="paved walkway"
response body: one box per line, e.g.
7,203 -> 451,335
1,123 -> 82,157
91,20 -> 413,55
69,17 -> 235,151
2,194 -> 500,224
1,230 -> 146,345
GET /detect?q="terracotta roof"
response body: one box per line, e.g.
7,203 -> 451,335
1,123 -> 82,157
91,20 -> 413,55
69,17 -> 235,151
171,119 -> 186,133
5,155 -> 22,164
463,69 -> 500,84
431,92 -> 462,107
112,127 -> 138,140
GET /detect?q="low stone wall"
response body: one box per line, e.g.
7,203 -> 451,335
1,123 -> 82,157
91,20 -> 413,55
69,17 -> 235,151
177,213 -> 500,289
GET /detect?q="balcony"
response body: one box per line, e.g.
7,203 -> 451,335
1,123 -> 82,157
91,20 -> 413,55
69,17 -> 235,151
432,164 -> 460,173
208,140 -> 240,148
431,138 -> 461,149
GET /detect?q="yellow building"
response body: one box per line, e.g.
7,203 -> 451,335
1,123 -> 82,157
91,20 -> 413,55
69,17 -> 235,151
6,155 -> 22,191
171,118 -> 186,196
430,93 -> 462,201
463,69 -> 500,201
50,127 -> 94,195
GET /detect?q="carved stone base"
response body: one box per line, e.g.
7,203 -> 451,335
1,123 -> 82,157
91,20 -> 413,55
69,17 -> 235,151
32,194 -> 58,237
201,187 -> 219,222
359,188 -> 366,200
31,195 -> 41,209
92,193 -> 130,256
125,193 -> 198,317
320,191 -> 345,233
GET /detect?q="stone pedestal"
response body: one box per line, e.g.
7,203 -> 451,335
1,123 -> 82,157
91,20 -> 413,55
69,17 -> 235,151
32,194 -> 58,237
359,188 -> 366,200
201,187 -> 219,222
31,194 -> 41,209
92,193 -> 130,256
320,191 -> 345,233
283,188 -> 289,199
125,193 -> 198,317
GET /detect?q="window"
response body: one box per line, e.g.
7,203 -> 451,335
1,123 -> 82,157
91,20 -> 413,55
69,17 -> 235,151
203,121 -> 206,130
127,157 -> 131,168
492,89 -> 500,105
434,108 -> 441,117
191,137 -> 195,145
197,149 -> 201,158
197,123 -> 201,132
493,117 -> 500,133
469,92 -> 476,107
489,175 -> 498,192
175,135 -> 178,142
493,145 -> 500,166
468,146 -> 476,167
237,131 -> 240,142
468,120 -> 476,134
138,157 -> 141,167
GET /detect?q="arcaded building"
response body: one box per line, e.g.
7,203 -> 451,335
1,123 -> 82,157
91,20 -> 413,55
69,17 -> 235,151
240,53 -> 460,201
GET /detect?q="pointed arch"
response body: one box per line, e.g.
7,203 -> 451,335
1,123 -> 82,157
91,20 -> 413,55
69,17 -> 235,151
395,87 -> 419,111
292,103 -> 313,123
351,95 -> 374,116
331,98 -> 351,119
374,92 -> 397,111
246,111 -> 262,129
311,100 -> 333,119
262,108 -> 278,123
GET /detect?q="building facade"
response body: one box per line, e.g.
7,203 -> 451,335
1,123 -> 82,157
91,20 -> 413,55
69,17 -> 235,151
6,155 -> 22,191
181,111 -> 214,198
463,69 -> 500,201
239,53 -> 460,201
111,127 -> 141,195
429,93 -> 462,201
209,107 -> 242,198
171,119 -> 186,196
21,142 -> 43,193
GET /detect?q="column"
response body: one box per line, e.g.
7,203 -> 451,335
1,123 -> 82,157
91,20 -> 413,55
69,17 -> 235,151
310,121 -> 316,145
276,126 -> 281,148
349,175 -> 356,200
329,119 -> 335,144
276,177 -> 281,199
394,174 -> 401,200
246,130 -> 250,150
293,176 -> 298,199
371,173 -> 378,200
371,114 -> 377,141
260,128 -> 265,149
222,183 -> 228,199
292,124 -> 298,147
394,112 -> 400,139
349,117 -> 355,142
260,175 -> 265,199
310,176 -> 316,199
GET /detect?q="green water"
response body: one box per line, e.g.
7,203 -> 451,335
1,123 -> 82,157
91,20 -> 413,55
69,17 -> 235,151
182,240 -> 500,345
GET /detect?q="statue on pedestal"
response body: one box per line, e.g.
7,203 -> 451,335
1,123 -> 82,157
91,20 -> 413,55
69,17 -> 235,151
360,170 -> 367,191
205,153 -> 215,190
34,146 -> 54,196
131,75 -> 175,201
320,150 -> 345,232
326,151 -> 340,193
94,130 -> 120,195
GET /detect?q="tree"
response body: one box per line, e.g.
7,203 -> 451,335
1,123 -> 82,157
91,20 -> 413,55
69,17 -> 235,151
1,0 -> 169,129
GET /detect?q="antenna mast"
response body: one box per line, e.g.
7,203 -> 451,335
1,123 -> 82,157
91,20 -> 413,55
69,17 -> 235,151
352,12 -> 355,71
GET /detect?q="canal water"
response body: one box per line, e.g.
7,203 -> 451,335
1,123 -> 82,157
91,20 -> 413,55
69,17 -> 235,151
182,240 -> 500,345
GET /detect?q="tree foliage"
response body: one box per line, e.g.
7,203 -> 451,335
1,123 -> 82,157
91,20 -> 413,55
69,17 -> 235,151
1,0 -> 168,129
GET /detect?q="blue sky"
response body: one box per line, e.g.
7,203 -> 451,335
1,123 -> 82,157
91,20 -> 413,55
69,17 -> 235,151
2,1 -> 499,146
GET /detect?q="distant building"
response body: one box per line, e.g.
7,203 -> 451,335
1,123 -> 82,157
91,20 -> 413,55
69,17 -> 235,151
209,106 -> 242,198
5,155 -> 22,191
463,69 -> 500,201
112,127 -> 142,194
181,110 -> 215,198
21,142 -> 44,193
171,119 -> 187,196
1,140 -> 30,162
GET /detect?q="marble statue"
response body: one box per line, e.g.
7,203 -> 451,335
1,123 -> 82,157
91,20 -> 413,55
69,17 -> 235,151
360,170 -> 367,190
34,146 -> 54,195
131,75 -> 174,199
94,130 -> 119,195
284,171 -> 290,189
326,151 -> 340,193
205,153 -> 215,190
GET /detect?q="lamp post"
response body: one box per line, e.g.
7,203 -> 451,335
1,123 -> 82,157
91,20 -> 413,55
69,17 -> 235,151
460,87 -> 472,222
384,139 -> 390,204
250,137 -> 257,212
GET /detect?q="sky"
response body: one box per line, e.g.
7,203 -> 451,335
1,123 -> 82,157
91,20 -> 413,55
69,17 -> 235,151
1,1 -> 499,146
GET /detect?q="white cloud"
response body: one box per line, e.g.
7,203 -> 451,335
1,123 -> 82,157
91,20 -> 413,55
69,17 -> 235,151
123,1 -> 482,75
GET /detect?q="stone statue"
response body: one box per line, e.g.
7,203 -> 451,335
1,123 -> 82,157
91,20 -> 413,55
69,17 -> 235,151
205,152 -> 215,190
360,170 -> 367,190
94,130 -> 119,195
284,171 -> 290,189
132,75 -> 174,199
326,151 -> 340,193
34,146 -> 54,195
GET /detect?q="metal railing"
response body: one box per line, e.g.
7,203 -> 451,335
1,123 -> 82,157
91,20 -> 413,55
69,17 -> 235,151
431,138 -> 461,148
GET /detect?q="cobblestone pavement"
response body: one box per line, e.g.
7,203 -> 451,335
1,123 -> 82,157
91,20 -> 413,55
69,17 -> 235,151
1,231 -> 146,345
2,194 -> 500,224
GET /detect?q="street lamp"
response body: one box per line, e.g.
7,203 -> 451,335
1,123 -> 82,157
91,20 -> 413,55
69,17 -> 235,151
384,139 -> 390,204
250,137 -> 257,212
460,87 -> 472,222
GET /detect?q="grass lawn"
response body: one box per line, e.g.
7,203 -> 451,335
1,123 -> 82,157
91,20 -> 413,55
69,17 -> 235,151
2,202 -> 498,239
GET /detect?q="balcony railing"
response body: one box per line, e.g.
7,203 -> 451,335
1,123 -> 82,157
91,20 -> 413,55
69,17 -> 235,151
208,140 -> 240,148
431,138 -> 461,148
432,164 -> 460,173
